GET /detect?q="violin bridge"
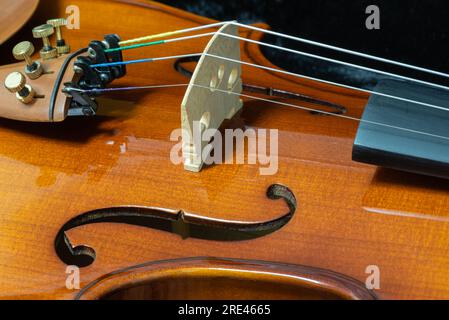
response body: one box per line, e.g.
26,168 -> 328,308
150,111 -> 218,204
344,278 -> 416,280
181,23 -> 243,172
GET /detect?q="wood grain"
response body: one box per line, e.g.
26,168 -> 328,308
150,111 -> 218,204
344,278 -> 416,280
0,0 -> 447,300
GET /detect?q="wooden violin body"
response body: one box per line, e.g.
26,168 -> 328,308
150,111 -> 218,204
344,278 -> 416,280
0,0 -> 448,300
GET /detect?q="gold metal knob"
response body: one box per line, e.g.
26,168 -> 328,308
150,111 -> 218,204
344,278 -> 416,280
13,41 -> 34,59
12,41 -> 44,80
47,18 -> 70,55
4,72 -> 35,104
32,24 -> 58,60
4,72 -> 25,93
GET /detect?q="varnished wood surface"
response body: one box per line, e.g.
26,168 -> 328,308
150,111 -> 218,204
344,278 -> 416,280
0,0 -> 447,300
80,257 -> 377,300
0,0 -> 39,45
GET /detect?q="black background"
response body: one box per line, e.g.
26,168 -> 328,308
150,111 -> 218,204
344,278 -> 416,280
159,0 -> 449,88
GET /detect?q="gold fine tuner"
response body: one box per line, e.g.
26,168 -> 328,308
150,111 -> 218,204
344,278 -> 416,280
47,18 -> 70,55
32,24 -> 58,60
12,41 -> 44,80
4,72 -> 36,104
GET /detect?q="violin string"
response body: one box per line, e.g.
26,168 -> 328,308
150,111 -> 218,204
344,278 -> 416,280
119,20 -> 449,80
204,53 -> 449,112
70,83 -> 449,141
112,31 -> 449,93
90,52 -> 449,113
71,84 -> 189,92
230,21 -> 449,80
118,21 -> 232,46
106,32 -> 216,53
213,33 -> 449,92
91,53 -> 202,68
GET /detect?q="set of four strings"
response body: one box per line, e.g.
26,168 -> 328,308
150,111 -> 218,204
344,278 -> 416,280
79,21 -> 449,141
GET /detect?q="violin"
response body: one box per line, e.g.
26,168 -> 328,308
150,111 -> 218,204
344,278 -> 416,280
0,0 -> 448,300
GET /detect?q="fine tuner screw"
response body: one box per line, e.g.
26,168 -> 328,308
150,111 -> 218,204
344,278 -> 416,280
4,72 -> 36,104
47,18 -> 70,55
12,41 -> 44,80
32,24 -> 58,60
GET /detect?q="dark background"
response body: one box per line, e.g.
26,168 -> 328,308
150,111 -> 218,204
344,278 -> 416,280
159,0 -> 449,89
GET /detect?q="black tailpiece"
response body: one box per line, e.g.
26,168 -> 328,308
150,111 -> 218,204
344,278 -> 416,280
62,34 -> 126,117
